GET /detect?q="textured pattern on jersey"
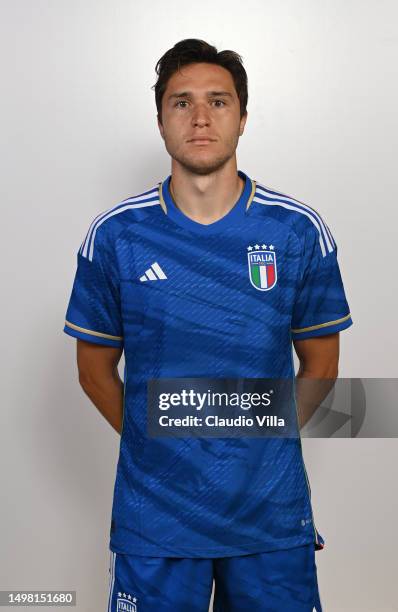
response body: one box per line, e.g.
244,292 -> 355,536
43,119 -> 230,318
106,544 -> 323,611
63,170 -> 352,557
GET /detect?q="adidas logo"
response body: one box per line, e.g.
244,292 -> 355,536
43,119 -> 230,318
139,262 -> 167,282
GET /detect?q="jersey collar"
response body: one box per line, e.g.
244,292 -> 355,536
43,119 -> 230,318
159,170 -> 256,234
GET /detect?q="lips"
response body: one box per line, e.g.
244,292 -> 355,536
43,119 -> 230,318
188,138 -> 215,144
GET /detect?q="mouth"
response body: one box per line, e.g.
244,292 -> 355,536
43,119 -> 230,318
187,138 -> 216,145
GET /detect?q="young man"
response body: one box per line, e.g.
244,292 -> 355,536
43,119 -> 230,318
63,39 -> 353,611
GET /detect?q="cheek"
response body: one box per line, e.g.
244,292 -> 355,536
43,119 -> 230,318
164,118 -> 187,142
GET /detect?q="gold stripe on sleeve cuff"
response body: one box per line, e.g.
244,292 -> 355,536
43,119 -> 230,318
65,320 -> 123,341
291,313 -> 352,334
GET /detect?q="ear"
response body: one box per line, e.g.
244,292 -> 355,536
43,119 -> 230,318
239,111 -> 248,136
157,115 -> 164,140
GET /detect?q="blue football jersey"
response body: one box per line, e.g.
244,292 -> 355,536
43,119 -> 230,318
63,169 -> 353,557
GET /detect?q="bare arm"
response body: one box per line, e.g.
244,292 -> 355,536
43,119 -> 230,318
76,339 -> 124,435
293,332 -> 340,429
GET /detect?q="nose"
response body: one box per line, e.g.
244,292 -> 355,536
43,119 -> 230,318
191,104 -> 211,127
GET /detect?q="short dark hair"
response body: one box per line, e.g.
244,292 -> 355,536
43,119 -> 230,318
152,38 -> 248,124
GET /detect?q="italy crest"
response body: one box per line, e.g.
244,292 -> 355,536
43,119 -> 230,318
247,244 -> 277,291
116,592 -> 137,611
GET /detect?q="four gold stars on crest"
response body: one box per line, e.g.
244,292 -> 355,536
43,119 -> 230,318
118,592 -> 137,602
247,244 -> 274,251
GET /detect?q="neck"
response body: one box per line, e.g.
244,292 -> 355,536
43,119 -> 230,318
169,162 -> 244,225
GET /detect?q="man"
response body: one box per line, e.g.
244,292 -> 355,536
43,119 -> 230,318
63,38 -> 353,611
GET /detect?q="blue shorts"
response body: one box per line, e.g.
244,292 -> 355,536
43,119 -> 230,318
107,543 -> 323,611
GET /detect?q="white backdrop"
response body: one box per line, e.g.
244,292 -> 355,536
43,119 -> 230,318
1,1 -> 397,610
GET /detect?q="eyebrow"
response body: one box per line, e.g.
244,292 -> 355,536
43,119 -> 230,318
167,91 -> 234,101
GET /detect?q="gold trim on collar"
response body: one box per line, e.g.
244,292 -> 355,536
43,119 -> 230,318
158,177 -> 257,215
158,182 -> 167,214
246,179 -> 256,210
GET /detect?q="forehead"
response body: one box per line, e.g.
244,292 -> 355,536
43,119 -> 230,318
165,62 -> 236,94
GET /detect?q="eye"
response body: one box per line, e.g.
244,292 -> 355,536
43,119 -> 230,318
174,99 -> 226,108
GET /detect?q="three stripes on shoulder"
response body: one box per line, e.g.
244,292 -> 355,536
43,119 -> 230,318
139,262 -> 167,282
79,181 -> 335,263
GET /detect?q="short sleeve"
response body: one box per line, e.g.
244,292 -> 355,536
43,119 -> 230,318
63,234 -> 123,348
291,226 -> 353,340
